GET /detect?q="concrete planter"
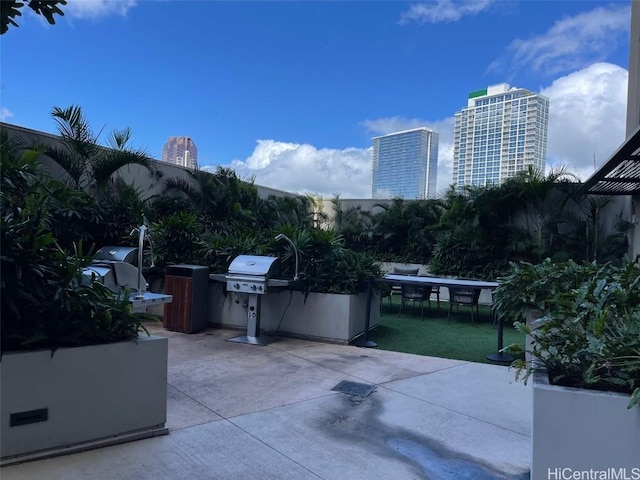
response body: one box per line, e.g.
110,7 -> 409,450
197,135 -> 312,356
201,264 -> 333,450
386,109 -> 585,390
209,283 -> 380,344
0,335 -> 168,466
531,369 -> 640,478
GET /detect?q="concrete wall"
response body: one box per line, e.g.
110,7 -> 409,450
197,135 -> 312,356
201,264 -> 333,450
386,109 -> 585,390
317,198 -> 391,229
0,122 -> 297,201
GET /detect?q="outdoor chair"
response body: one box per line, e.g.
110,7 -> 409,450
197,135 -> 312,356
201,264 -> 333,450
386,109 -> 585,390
384,266 -> 420,311
399,283 -> 433,319
447,284 -> 482,324
421,273 -> 441,310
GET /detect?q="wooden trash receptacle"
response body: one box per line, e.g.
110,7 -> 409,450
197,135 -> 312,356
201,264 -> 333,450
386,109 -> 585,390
163,265 -> 209,333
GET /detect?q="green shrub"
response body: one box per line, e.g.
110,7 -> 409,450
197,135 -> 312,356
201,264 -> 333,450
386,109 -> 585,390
502,259 -> 640,408
292,228 -> 381,295
492,258 -> 600,324
1,135 -> 147,352
151,211 -> 202,266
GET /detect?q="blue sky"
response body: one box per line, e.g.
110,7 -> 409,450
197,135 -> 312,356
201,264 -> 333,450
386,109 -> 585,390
0,0 -> 632,197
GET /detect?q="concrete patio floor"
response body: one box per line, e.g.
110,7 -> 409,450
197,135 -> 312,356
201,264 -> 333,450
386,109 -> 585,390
1,322 -> 532,480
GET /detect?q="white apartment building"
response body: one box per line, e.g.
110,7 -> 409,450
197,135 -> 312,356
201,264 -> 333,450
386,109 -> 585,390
452,83 -> 549,189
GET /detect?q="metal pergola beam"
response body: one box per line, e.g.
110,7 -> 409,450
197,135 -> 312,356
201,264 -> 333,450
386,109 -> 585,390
580,125 -> 640,195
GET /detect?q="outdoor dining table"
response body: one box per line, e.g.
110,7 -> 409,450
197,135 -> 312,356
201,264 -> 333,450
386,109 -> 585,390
353,274 -> 514,363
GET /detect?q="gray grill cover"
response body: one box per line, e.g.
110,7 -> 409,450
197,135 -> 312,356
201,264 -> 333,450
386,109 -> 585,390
228,255 -> 281,278
94,246 -> 139,265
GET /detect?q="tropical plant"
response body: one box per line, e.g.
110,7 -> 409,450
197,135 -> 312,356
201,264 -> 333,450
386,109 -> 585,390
41,105 -> 160,198
1,133 -> 147,352
429,186 -> 517,278
97,179 -> 149,246
499,259 -> 640,408
492,258 -> 600,324
557,194 -> 631,263
163,167 -> 261,233
332,196 -> 375,253
150,211 -> 202,267
264,195 -> 316,229
428,168 -> 592,279
371,198 -> 443,263
288,227 -> 381,295
199,230 -> 265,273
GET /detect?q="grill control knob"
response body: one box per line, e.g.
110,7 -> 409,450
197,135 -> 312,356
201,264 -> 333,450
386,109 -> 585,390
258,285 -> 263,291
233,283 -> 240,289
250,284 -> 257,291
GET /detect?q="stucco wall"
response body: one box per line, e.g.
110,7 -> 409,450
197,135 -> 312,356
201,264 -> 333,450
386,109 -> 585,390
0,122 -> 297,201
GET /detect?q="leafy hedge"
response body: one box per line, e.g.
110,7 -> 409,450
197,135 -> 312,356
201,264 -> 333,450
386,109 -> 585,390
1,133 -> 147,353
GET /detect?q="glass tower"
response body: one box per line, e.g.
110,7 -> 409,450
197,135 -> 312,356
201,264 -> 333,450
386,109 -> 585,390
371,127 -> 439,199
452,83 -> 549,189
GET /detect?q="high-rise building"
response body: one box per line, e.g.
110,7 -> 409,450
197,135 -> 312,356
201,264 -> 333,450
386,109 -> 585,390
162,136 -> 198,169
371,127 -> 439,199
452,83 -> 549,189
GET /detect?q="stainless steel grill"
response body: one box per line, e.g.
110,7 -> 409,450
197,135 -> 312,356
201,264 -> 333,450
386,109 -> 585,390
217,255 -> 293,345
83,230 -> 172,312
94,246 -> 139,265
82,261 -> 144,293
83,246 -> 144,293
226,255 -> 287,294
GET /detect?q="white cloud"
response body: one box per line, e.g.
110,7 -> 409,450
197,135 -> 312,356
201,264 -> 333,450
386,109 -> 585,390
399,0 -> 495,25
1,108 -> 14,121
492,5 -> 630,76
65,0 -> 137,19
227,140 -> 373,199
541,62 -> 628,181
225,63 -> 626,200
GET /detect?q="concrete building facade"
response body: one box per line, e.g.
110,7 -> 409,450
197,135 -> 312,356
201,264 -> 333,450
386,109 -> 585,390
371,127 -> 439,199
452,83 -> 549,189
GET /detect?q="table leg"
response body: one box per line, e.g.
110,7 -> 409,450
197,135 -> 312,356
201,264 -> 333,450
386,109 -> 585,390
486,314 -> 514,363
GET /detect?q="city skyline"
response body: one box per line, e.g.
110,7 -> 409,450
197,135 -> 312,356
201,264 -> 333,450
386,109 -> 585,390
0,1 -> 632,198
371,127 -> 439,199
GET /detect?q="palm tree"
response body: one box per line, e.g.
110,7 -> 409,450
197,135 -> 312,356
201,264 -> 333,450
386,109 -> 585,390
42,105 -> 160,198
504,165 -> 579,255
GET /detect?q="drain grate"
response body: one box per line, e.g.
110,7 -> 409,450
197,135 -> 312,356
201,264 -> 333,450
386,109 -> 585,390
331,380 -> 376,397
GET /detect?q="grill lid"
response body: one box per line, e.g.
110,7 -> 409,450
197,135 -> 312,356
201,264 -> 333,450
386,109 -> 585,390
94,246 -> 139,265
228,255 -> 281,278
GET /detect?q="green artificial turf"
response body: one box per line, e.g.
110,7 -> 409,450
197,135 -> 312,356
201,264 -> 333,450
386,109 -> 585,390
368,296 -> 525,365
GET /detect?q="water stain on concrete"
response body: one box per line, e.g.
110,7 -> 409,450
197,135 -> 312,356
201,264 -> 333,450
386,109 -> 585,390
388,437 -> 516,480
320,392 -> 530,480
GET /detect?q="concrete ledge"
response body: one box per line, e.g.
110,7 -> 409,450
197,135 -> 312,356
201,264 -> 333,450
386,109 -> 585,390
1,336 -> 168,465
531,369 -> 640,477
